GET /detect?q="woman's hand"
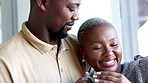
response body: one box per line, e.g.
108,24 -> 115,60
75,72 -> 92,83
93,71 -> 131,83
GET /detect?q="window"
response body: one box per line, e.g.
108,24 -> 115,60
0,1 -> 2,44
138,0 -> 148,57
138,0 -> 148,27
120,0 -> 139,61
69,0 -> 113,36
0,0 -> 17,43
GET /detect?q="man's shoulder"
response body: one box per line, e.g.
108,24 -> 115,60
0,33 -> 23,55
63,34 -> 78,47
65,34 -> 77,41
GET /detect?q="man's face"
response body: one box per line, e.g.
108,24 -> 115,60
45,0 -> 81,38
82,25 -> 122,72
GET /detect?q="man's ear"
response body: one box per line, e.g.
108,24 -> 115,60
37,0 -> 47,11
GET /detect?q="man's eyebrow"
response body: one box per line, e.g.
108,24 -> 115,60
67,0 -> 81,7
70,2 -> 81,6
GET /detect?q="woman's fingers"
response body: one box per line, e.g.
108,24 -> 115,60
93,71 -> 131,83
75,72 -> 92,83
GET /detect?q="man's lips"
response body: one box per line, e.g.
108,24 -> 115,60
63,21 -> 74,32
64,25 -> 72,31
66,21 -> 74,26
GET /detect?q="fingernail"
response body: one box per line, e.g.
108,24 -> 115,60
86,72 -> 89,74
95,79 -> 100,82
93,75 -> 97,78
94,72 -> 101,75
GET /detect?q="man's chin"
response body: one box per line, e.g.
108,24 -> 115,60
58,31 -> 68,39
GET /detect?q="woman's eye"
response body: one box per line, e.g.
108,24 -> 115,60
93,47 -> 102,50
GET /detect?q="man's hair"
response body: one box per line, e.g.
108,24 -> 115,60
77,17 -> 114,47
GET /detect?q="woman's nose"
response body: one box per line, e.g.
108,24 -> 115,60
103,46 -> 113,56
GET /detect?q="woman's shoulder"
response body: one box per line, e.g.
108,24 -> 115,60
123,57 -> 148,71
122,57 -> 148,82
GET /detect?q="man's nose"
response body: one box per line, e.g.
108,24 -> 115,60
72,10 -> 79,20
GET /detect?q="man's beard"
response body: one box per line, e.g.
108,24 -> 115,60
56,21 -> 74,56
57,27 -> 68,39
57,31 -> 67,39
56,27 -> 68,56
57,20 -> 74,39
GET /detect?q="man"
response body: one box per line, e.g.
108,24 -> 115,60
0,0 -> 83,83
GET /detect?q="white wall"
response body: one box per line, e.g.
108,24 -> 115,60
0,0 -> 14,43
69,0 -> 113,36
120,0 -> 139,61
138,21 -> 148,57
0,1 -> 2,44
17,0 -> 30,31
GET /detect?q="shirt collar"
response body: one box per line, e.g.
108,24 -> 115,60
21,22 -> 68,54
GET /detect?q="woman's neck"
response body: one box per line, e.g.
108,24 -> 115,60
116,64 -> 122,73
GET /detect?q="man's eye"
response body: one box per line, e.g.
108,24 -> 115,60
68,7 -> 74,12
111,44 -> 118,47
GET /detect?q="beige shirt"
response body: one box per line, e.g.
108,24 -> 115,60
0,22 -> 83,83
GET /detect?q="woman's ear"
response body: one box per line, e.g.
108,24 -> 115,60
79,47 -> 86,59
37,0 -> 47,11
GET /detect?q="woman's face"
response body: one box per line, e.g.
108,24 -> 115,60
82,25 -> 122,72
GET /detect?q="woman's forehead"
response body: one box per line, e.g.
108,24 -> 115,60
84,25 -> 117,40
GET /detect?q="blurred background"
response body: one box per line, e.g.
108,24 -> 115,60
0,0 -> 148,62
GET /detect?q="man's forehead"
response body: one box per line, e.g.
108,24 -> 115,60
65,0 -> 81,3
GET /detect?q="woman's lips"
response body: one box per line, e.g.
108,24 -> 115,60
100,58 -> 116,67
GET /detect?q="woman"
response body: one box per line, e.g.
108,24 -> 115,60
76,17 -> 148,83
